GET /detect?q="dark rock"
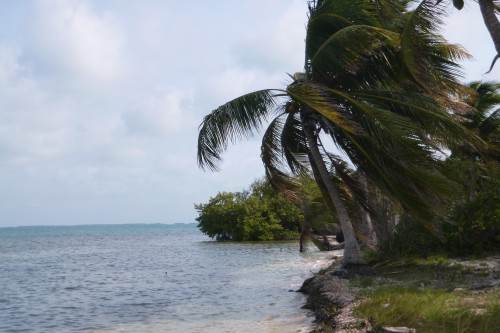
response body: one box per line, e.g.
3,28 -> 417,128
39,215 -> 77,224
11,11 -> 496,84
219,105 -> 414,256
298,276 -> 315,293
332,269 -> 350,278
301,274 -> 355,309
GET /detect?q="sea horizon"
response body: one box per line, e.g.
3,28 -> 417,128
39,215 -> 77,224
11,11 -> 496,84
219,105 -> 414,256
0,222 -> 198,229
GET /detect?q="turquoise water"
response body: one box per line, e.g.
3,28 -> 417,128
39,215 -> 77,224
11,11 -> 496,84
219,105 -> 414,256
0,224 -> 332,332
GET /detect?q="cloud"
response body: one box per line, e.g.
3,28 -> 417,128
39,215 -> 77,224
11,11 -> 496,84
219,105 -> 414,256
232,0 -> 306,72
123,88 -> 196,137
0,47 -> 22,83
30,0 -> 126,88
0,47 -> 44,108
0,47 -> 76,166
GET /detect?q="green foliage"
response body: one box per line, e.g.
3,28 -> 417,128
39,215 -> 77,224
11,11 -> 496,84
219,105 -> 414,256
377,160 -> 500,258
298,175 -> 338,227
194,179 -> 302,241
378,214 -> 443,257
444,161 -> 500,255
354,287 -> 500,333
453,81 -> 500,162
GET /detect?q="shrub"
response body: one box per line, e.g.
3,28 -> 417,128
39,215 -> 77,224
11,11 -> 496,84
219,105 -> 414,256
194,179 -> 302,241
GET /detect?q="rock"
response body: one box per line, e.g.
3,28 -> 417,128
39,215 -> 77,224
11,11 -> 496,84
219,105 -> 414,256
299,273 -> 355,309
320,290 -> 354,308
381,326 -> 416,333
297,276 -> 315,293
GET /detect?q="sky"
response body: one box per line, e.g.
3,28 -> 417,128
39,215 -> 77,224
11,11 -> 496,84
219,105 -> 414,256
0,0 -> 498,227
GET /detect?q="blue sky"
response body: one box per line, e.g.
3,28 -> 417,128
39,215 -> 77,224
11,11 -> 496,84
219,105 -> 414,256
0,0 -> 498,227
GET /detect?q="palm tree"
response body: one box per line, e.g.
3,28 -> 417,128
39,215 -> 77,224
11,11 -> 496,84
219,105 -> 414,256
197,0 -> 481,265
453,81 -> 500,160
465,81 -> 500,158
448,81 -> 500,198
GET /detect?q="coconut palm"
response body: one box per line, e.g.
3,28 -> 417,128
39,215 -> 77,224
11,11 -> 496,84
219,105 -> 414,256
197,0 -> 481,265
455,80 -> 500,160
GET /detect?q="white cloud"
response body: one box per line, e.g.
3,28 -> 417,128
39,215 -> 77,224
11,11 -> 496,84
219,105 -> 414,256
31,0 -> 126,87
233,0 -> 306,72
0,47 -> 76,166
0,47 -> 44,108
0,47 -> 22,83
207,69 -> 259,103
123,88 -> 196,137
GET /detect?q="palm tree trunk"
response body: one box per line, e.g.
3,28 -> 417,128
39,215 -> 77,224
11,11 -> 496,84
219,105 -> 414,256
359,171 -> 378,250
301,115 -> 364,265
299,202 -> 312,252
478,0 -> 500,72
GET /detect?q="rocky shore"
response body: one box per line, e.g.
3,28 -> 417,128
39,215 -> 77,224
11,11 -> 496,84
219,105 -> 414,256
299,253 -> 500,332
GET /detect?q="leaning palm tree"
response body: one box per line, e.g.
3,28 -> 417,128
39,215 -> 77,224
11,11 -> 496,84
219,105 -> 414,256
447,80 -> 500,201
197,0 -> 481,265
459,81 -> 500,160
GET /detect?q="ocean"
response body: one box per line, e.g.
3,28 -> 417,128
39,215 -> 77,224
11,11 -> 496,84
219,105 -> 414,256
0,223 -> 333,333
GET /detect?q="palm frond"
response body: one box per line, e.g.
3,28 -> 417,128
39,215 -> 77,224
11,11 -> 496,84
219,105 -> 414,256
305,13 -> 352,68
323,148 -> 383,223
467,81 -> 500,114
197,89 -> 281,171
480,108 -> 500,139
309,0 -> 379,26
400,0 -> 470,93
373,0 -> 408,28
289,82 -> 444,173
287,81 -> 360,134
306,0 -> 385,74
353,89 -> 485,151
332,130 -> 455,227
260,112 -> 304,203
281,112 -> 310,174
325,87 -> 424,142
310,25 -> 400,83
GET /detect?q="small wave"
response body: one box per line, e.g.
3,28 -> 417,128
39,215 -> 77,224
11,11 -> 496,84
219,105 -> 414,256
77,326 -> 112,331
129,302 -> 153,307
63,286 -> 82,290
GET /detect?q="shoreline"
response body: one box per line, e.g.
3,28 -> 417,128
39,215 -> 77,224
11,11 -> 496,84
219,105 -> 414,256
299,254 -> 500,332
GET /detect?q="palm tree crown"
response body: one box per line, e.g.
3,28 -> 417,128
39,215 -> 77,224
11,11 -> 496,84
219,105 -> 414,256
455,81 -> 500,161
